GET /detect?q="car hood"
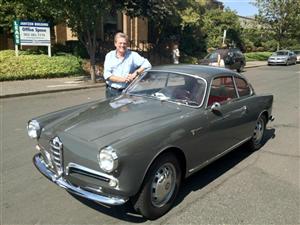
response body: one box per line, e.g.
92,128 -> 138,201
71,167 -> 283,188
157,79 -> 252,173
46,95 -> 182,141
269,55 -> 288,59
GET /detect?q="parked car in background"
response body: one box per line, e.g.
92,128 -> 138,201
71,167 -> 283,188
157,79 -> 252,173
28,65 -> 274,220
199,48 -> 246,72
268,50 -> 297,66
293,50 -> 300,63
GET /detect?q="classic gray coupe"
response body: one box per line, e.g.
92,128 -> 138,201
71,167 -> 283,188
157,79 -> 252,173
28,65 -> 274,220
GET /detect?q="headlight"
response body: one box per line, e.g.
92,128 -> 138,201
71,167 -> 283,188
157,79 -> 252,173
97,146 -> 118,173
27,120 -> 41,139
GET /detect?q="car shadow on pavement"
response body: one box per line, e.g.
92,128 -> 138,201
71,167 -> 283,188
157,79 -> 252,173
68,193 -> 146,222
68,128 -> 275,223
174,127 -> 276,207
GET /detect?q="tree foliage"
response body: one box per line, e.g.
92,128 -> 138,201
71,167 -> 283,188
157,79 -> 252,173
57,0 -> 115,82
120,0 -> 177,20
254,0 -> 300,49
202,8 -> 243,50
0,0 -> 61,31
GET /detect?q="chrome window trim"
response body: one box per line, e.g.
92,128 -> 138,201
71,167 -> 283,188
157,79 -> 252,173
126,70 -> 208,109
233,76 -> 253,99
205,74 -> 238,109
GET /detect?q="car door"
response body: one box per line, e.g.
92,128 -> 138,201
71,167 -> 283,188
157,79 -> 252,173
201,75 -> 250,158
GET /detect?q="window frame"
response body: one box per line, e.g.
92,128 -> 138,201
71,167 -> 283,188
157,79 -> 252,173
233,76 -> 253,98
206,75 -> 239,108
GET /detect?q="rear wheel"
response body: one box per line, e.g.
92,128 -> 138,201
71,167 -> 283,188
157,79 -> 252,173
131,153 -> 182,220
247,114 -> 267,151
237,63 -> 245,72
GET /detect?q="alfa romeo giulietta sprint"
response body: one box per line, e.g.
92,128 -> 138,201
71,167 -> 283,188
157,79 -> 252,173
28,65 -> 274,219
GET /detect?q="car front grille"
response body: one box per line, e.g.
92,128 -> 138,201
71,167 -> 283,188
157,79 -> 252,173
49,136 -> 63,176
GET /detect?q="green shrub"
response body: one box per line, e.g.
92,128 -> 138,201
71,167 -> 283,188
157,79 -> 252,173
245,52 -> 273,61
181,55 -> 199,64
52,41 -> 89,58
0,50 -> 84,81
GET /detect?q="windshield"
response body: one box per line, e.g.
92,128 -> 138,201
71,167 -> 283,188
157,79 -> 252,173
273,51 -> 288,56
293,50 -> 300,55
205,52 -> 218,60
126,71 -> 207,107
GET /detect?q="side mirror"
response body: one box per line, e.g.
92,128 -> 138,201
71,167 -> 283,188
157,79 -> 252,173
211,102 -> 221,112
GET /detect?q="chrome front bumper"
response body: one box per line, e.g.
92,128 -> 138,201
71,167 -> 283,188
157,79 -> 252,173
33,153 -> 128,205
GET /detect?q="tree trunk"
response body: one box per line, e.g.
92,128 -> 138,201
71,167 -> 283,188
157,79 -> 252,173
81,31 -> 97,83
89,49 -> 96,83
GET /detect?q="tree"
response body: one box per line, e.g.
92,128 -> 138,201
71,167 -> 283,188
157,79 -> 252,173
121,0 -> 179,48
202,8 -> 243,50
0,0 -> 62,31
254,0 -> 300,49
55,0 -> 115,82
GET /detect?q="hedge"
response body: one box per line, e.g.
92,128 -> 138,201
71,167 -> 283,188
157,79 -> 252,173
0,50 -> 84,81
244,52 -> 273,61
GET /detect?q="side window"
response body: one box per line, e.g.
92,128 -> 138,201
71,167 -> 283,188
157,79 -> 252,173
235,77 -> 251,97
208,76 -> 237,106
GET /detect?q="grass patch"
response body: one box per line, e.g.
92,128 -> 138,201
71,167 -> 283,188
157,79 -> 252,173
0,50 -> 84,81
245,52 -> 273,61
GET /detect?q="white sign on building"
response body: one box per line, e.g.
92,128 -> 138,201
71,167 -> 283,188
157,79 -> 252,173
19,21 -> 51,46
13,20 -> 51,56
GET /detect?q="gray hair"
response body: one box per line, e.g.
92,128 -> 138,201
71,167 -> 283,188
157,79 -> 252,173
114,32 -> 128,43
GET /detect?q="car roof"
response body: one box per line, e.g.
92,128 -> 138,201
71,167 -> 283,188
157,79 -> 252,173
277,50 -> 290,53
150,64 -> 241,79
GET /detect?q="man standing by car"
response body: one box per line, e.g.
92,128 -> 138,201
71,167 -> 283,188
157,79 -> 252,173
216,43 -> 229,67
103,32 -> 152,98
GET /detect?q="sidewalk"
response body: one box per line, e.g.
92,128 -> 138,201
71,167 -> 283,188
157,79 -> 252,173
0,61 -> 267,98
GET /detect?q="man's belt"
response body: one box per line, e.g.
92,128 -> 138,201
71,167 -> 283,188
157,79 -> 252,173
106,84 -> 124,91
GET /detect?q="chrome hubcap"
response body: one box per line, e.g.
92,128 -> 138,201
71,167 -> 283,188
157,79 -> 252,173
253,117 -> 265,145
151,163 -> 176,207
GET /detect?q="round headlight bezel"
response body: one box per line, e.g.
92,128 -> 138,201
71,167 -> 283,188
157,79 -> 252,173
97,146 -> 118,173
27,120 -> 41,139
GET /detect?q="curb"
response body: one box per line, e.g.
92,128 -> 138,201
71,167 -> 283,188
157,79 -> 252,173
245,64 -> 267,68
0,83 -> 105,99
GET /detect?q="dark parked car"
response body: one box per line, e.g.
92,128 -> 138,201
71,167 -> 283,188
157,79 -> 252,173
199,48 -> 246,72
267,50 -> 297,65
28,65 -> 274,220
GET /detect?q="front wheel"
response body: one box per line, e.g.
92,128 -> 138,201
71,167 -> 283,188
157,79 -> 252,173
131,153 -> 182,220
247,114 -> 267,151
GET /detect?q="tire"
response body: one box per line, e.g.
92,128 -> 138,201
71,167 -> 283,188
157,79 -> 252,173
237,63 -> 244,72
131,153 -> 182,220
247,114 -> 267,151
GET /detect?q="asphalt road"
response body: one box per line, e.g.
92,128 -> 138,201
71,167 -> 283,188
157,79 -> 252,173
1,64 -> 300,224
